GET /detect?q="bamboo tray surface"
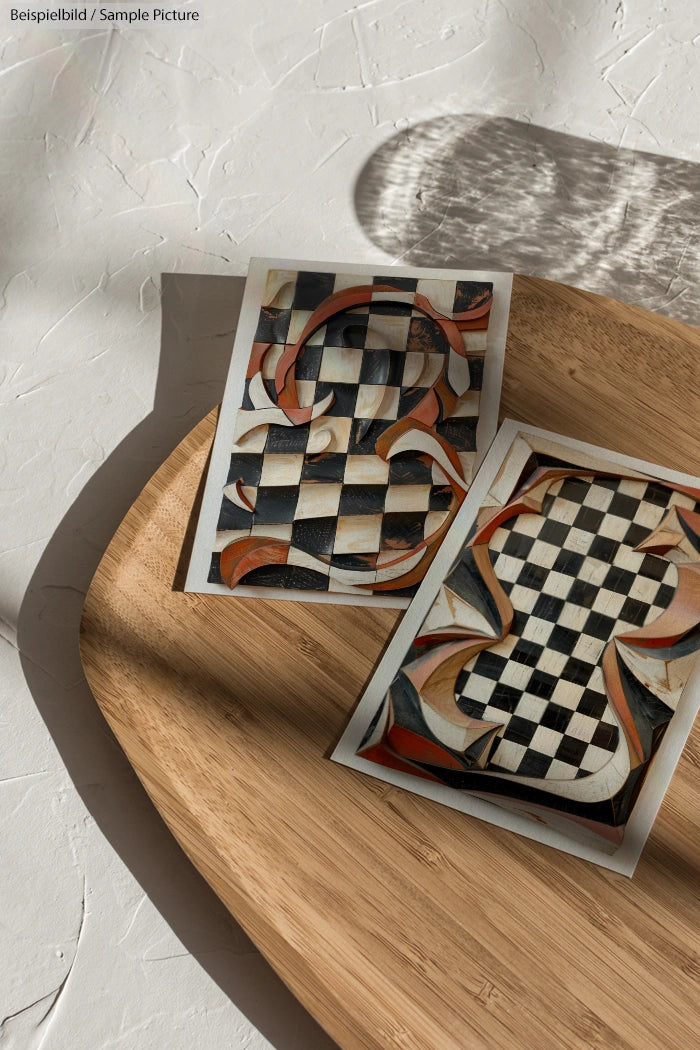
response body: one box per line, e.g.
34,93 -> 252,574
80,276 -> 700,1050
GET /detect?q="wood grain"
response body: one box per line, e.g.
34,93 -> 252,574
80,276 -> 700,1050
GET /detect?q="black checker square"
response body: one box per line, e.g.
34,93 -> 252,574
338,484 -> 387,516
358,348 -> 404,386
406,316 -> 450,354
380,512 -> 426,550
294,344 -> 324,381
372,274 -> 419,292
388,454 -> 433,486
291,271 -> 337,311
451,475 -> 697,781
301,452 -> 347,483
253,486 -> 300,524
227,452 -> 264,487
552,549 -> 585,576
510,639 -> 544,667
548,624 -> 579,655
453,280 -> 493,313
264,423 -> 310,454
254,306 -> 291,343
314,381 -> 359,418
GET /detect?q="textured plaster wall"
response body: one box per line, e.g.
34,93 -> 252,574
1,2 -> 698,1047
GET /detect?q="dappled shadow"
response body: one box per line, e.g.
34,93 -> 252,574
355,114 -> 700,324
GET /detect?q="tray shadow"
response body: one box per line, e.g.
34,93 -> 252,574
17,272 -> 338,1050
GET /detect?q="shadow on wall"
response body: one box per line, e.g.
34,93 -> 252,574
17,273 -> 338,1050
354,114 -> 700,325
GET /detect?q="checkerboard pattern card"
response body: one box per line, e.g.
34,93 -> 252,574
332,423 -> 700,874
185,260 -> 512,606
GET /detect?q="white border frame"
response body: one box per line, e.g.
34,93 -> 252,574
332,420 -> 700,875
185,258 -> 512,607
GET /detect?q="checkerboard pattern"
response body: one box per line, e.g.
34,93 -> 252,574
455,476 -> 698,780
209,268 -> 492,595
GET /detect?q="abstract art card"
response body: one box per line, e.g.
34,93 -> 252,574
333,422 -> 700,874
186,259 -> 512,606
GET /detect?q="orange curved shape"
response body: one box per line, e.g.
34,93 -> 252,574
356,741 -> 444,782
386,725 -> 470,771
219,537 -> 290,589
273,283 -> 490,407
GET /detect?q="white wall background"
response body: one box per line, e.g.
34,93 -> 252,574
2,2 -> 698,1047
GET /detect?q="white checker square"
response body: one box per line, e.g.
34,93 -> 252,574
431,461 -> 449,484
509,583 -> 541,615
286,308 -> 313,343
548,496 -> 581,526
634,500 -> 664,529
571,632 -> 605,665
530,724 -> 564,756
318,345 -> 363,383
581,558 -> 611,587
308,416 -> 352,454
591,588 -> 627,619
614,545 -> 645,572
450,390 -> 480,417
262,269 -> 297,308
493,553 -> 524,585
512,514 -> 547,538
521,615 -> 556,646
500,660 -> 534,692
333,514 -> 383,554
583,483 -> 615,512
261,343 -> 285,379
513,693 -> 548,723
566,526 -> 600,556
482,704 -> 511,725
232,426 -> 268,454
492,633 -> 520,659
598,513 -> 633,541
355,384 -> 400,420
416,278 -> 456,316
384,485 -> 431,514
538,648 -> 569,676
541,570 -> 574,599
464,331 -> 488,353
370,289 -> 415,307
546,758 -> 580,779
566,712 -> 600,742
258,453 -> 304,487
618,478 -> 644,496
249,522 -> 294,541
343,454 -> 390,485
490,739 -> 526,773
363,313 -> 411,349
463,673 -> 498,705
550,679 -> 585,710
295,379 -> 317,407
528,539 -> 561,569
558,602 -> 592,631
294,483 -> 342,519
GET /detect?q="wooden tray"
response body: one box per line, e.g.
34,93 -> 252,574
80,276 -> 700,1050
